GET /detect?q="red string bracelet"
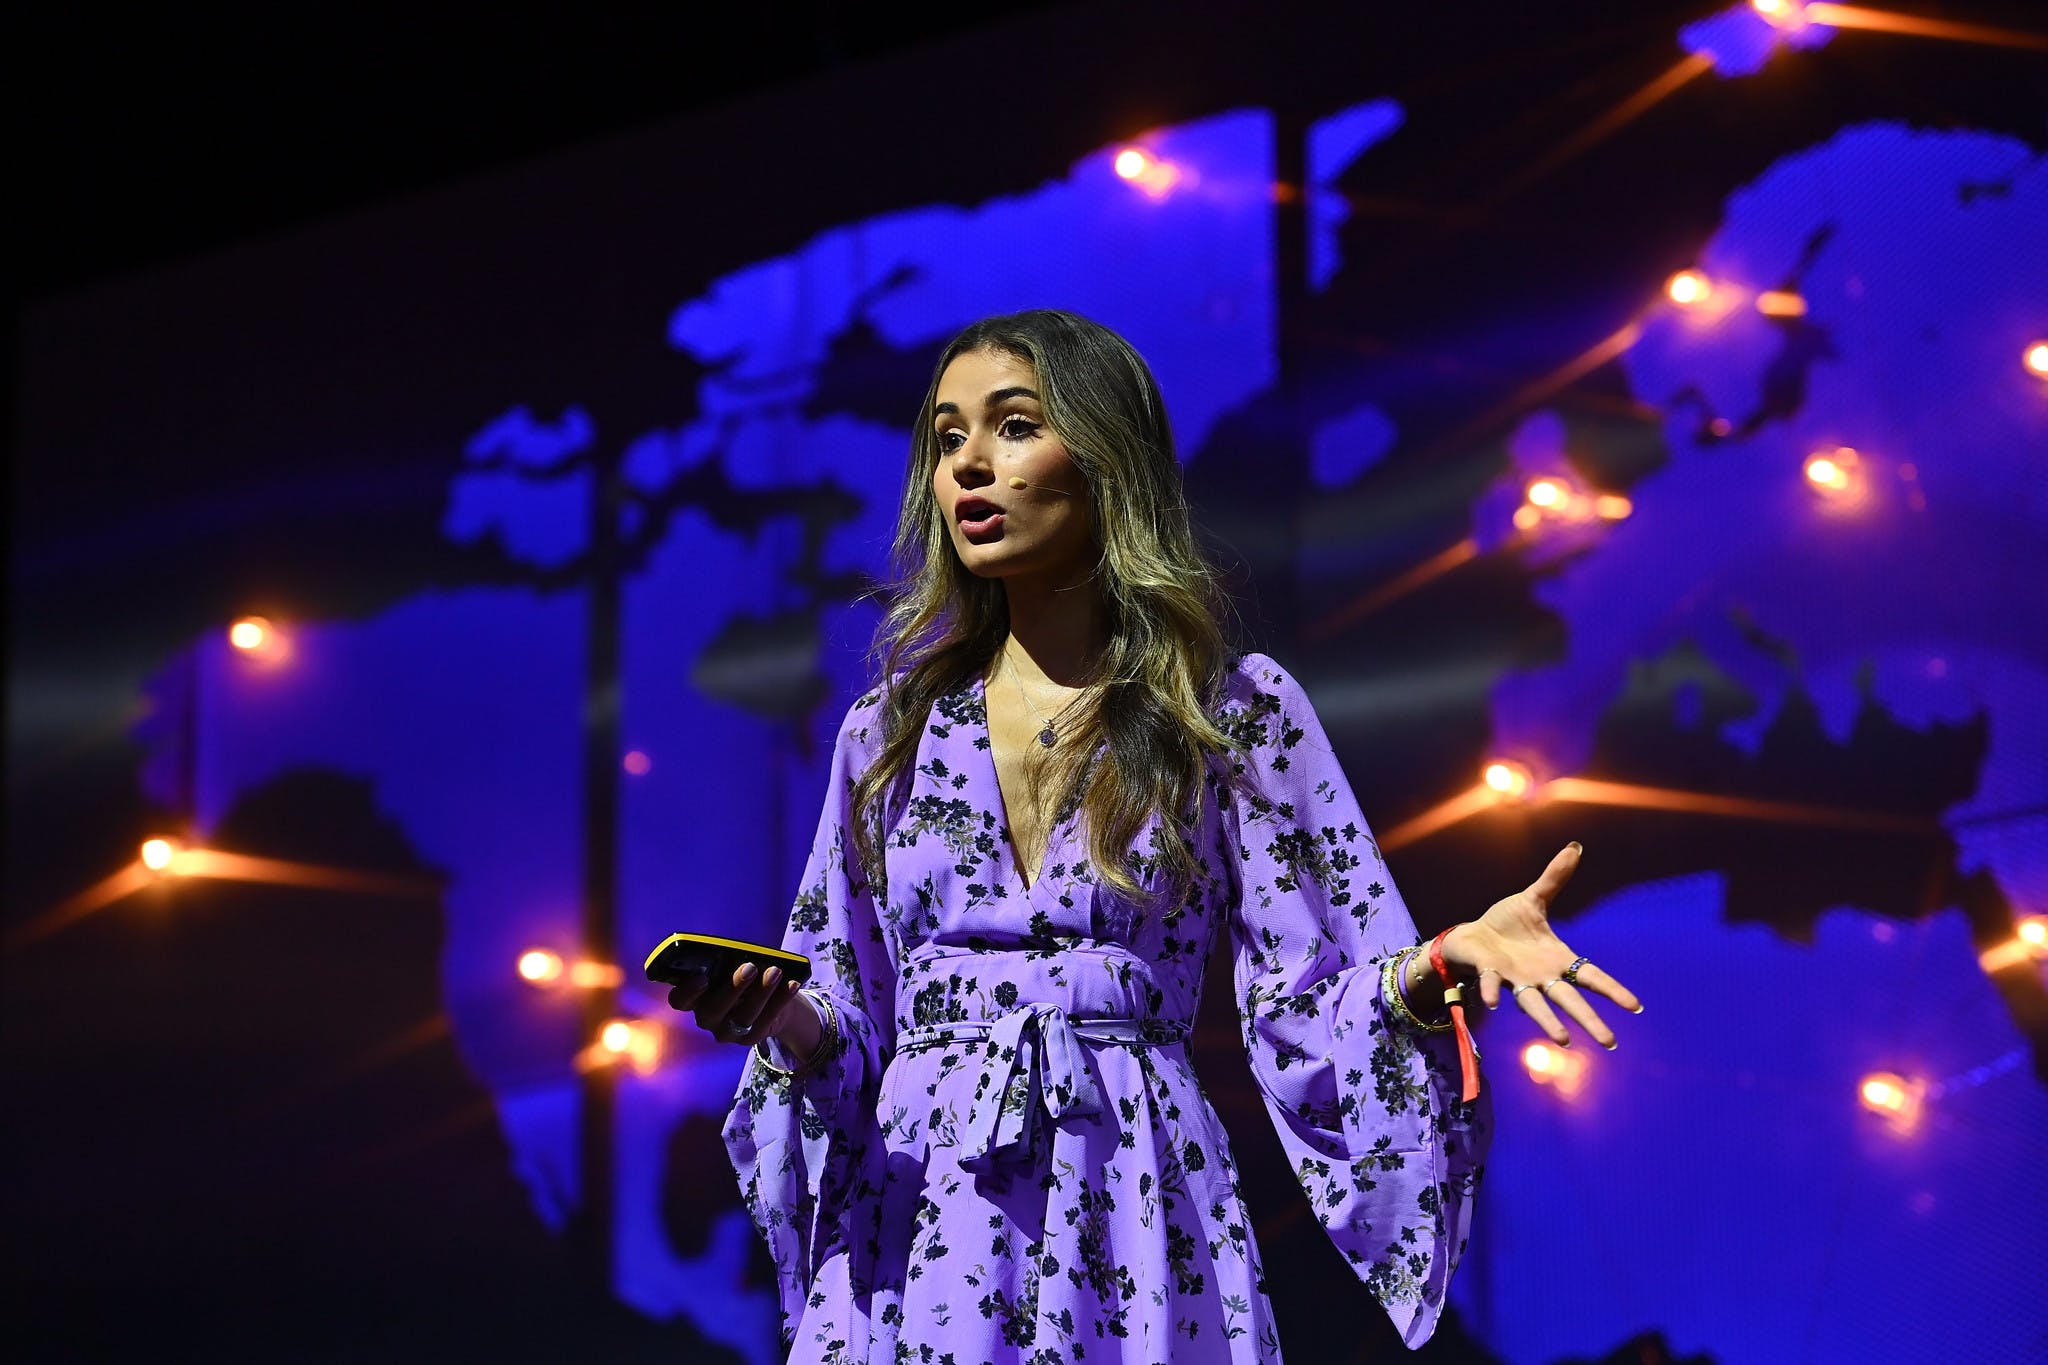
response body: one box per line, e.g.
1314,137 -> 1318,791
1429,926 -> 1483,1103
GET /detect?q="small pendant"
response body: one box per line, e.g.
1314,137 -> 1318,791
1037,723 -> 1058,747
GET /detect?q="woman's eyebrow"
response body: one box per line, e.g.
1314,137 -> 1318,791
934,386 -> 1041,419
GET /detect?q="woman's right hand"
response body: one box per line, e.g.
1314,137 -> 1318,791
668,961 -> 817,1052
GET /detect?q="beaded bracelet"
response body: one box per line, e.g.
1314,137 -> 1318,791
1380,946 -> 1453,1034
754,988 -> 839,1078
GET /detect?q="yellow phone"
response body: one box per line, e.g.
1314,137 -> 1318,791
643,932 -> 812,988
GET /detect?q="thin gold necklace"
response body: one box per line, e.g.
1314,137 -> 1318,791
1004,652 -> 1071,748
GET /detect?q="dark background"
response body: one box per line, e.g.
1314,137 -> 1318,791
8,2 -> 2046,1362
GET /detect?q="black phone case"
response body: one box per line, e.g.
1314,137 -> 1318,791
643,932 -> 813,988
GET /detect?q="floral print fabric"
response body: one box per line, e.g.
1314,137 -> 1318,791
722,653 -> 1489,1362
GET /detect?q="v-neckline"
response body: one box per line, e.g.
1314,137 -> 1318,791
975,672 -> 1058,897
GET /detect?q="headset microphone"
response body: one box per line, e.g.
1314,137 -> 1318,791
1007,476 -> 1071,496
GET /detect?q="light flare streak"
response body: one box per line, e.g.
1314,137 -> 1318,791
1541,778 -> 1939,834
11,847 -> 444,949
1305,538 -> 1479,642
1487,53 -> 1717,206
1804,4 -> 2048,50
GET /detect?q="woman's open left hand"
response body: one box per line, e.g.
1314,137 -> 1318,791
1441,842 -> 1643,1049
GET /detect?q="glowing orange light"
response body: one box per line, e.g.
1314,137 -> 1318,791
1594,494 -> 1634,521
1756,290 -> 1808,317
592,1018 -> 663,1073
1803,4 -> 2048,50
1804,447 -> 1861,495
518,949 -> 564,984
1378,783 -> 1500,853
1511,505 -> 1542,531
622,750 -> 652,776
1751,0 -> 1812,28
1526,479 -> 1565,509
1543,777 -> 1935,834
1666,270 -> 1713,306
12,845 -> 447,950
568,960 -> 625,989
2019,916 -> 2048,950
1980,934 -> 2043,973
1483,761 -> 1534,800
227,614 -> 294,665
1858,1070 -> 1925,1132
629,1023 -> 664,1071
2026,342 -> 2048,377
1522,1041 -> 1590,1097
1111,145 -> 1182,198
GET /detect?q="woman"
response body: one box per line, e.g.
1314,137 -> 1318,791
670,310 -> 1640,1362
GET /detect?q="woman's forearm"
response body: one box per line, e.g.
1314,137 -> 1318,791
770,988 -> 824,1059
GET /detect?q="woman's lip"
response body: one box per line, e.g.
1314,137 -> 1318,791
959,512 -> 1005,538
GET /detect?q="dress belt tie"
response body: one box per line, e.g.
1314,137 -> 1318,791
895,1004 -> 1189,1170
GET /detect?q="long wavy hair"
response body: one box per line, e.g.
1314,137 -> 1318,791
850,310 -> 1240,906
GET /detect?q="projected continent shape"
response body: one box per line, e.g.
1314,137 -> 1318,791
1487,125 -> 2048,933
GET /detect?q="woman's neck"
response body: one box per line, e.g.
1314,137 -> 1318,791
998,573 -> 1105,688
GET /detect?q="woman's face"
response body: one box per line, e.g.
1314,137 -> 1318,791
930,348 -> 1095,586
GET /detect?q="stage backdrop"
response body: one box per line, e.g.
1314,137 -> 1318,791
9,2 -> 2045,1361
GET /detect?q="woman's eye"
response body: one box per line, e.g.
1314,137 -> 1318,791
999,417 -> 1041,440
937,431 -> 964,452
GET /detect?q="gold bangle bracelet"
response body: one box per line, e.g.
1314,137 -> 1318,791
1382,947 -> 1452,1034
753,989 -> 839,1078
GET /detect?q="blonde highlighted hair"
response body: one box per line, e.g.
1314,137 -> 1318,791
851,310 -> 1240,905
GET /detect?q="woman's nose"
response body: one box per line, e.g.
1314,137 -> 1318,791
950,441 -> 993,482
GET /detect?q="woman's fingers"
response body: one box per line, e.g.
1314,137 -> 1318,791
667,961 -> 808,1047
734,978 -> 803,1046
695,962 -> 808,1045
1540,980 -> 1616,1050
688,961 -> 755,1038
1523,842 -> 1584,908
725,965 -> 785,1037
1476,968 -> 1505,1010
1569,960 -> 1643,1015
666,972 -> 709,1013
1512,980 -> 1572,1046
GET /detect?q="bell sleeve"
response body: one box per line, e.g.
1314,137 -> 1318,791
1220,653 -> 1490,1348
721,689 -> 897,1343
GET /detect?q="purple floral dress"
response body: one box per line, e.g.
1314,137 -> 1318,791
723,653 -> 1489,1363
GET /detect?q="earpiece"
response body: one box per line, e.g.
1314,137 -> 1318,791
1004,475 -> 1070,496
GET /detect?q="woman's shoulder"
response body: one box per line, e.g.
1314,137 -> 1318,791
1209,650 -> 1322,755
834,680 -> 890,753
1218,650 -> 1312,713
831,665 -> 951,760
